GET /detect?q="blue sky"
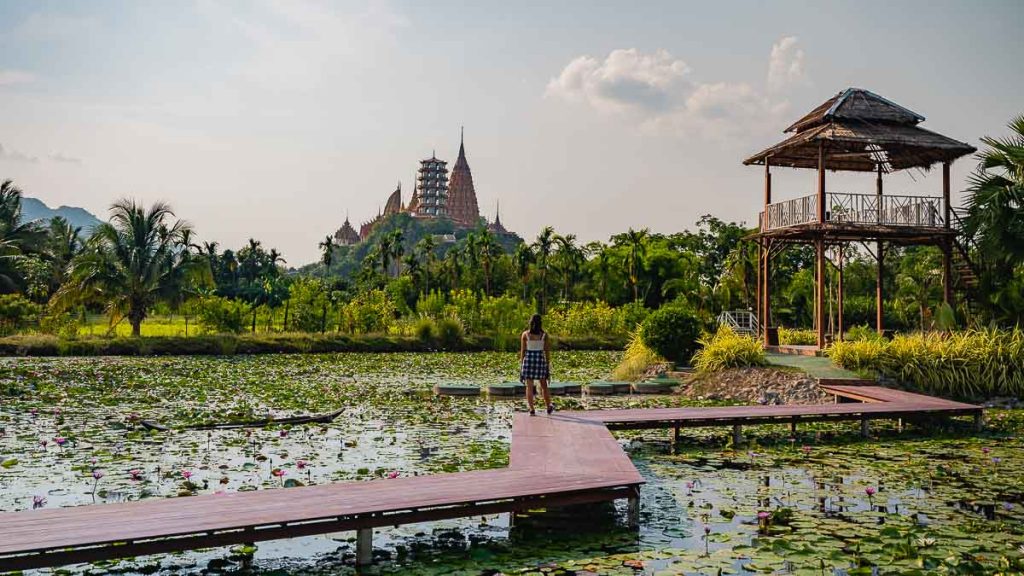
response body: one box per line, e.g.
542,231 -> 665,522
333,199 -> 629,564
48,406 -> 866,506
1,0 -> 1021,263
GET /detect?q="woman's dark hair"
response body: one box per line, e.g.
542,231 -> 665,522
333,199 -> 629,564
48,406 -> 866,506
528,314 -> 543,335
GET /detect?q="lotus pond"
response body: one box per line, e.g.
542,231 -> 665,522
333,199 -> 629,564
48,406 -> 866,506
1,352 -> 1023,575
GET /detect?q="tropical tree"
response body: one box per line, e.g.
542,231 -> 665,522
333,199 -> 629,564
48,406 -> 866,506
533,226 -> 555,312
55,200 -> 208,336
416,236 -> 437,293
477,229 -> 499,296
0,180 -> 47,294
617,228 -> 649,303
513,242 -> 534,301
964,114 -> 1024,324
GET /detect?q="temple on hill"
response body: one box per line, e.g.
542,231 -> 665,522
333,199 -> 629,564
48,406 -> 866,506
337,129 -> 504,243
446,129 -> 481,227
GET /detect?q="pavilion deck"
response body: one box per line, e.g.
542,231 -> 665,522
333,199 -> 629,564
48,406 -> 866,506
0,387 -> 982,572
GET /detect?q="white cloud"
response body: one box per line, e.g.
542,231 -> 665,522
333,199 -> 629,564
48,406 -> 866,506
0,70 -> 35,86
0,143 -> 39,163
767,36 -> 806,93
13,11 -> 101,38
546,37 -> 808,139
49,152 -> 83,164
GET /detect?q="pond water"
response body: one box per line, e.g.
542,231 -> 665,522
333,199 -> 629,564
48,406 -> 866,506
1,352 -> 1022,575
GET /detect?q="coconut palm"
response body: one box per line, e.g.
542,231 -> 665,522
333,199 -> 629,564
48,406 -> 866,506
619,228 -> 649,303
554,233 -> 583,301
513,242 -> 534,301
318,236 -> 335,275
532,226 -> 556,312
476,229 -> 500,296
416,236 -> 437,293
55,199 -> 208,336
0,180 -> 47,293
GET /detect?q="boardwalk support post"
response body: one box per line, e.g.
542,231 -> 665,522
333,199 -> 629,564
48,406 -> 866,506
860,418 -> 870,438
626,487 -> 641,528
356,528 -> 373,566
732,424 -> 742,446
974,413 -> 984,432
673,426 -> 680,444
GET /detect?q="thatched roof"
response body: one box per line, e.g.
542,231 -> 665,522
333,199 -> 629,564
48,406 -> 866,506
744,88 -> 976,172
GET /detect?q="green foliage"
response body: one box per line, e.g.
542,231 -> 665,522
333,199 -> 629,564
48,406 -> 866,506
341,289 -> 396,334
845,324 -> 884,342
778,327 -> 816,346
413,316 -> 435,342
639,305 -> 701,365
434,317 -> 465,349
692,326 -> 767,372
195,295 -> 251,334
286,277 -> 330,333
611,328 -> 663,381
829,329 -> 1024,398
0,294 -> 41,335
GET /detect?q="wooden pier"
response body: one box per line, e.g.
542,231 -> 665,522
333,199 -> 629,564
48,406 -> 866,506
0,386 -> 981,571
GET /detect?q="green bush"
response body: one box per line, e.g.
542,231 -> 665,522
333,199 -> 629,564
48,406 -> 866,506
195,295 -> 251,334
435,317 -> 465,350
692,326 -> 767,372
639,306 -> 701,365
845,324 -> 885,342
778,327 -> 816,346
829,329 -> 1024,399
413,316 -> 435,342
0,294 -> 41,335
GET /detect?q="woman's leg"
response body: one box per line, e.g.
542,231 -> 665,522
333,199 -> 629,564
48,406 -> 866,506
525,379 -> 535,413
540,379 -> 552,412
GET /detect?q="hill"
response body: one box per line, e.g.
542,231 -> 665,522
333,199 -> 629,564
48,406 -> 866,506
21,197 -> 103,231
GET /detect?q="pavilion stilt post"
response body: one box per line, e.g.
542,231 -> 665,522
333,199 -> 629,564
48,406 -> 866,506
974,412 -> 985,432
860,418 -> 870,438
815,141 -> 826,349
732,424 -> 743,446
876,165 -> 885,336
626,486 -> 641,528
837,245 -> 845,340
942,161 -> 954,307
673,426 -> 681,444
356,528 -> 373,566
763,159 -> 772,346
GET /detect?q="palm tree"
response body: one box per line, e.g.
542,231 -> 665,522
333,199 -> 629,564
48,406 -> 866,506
477,229 -> 499,296
533,226 -> 555,312
45,216 -> 82,294
378,233 -> 394,278
513,243 -> 534,301
555,233 -> 582,301
623,228 -> 649,303
0,180 -> 47,293
318,236 -> 335,276
387,230 -> 404,277
964,114 -> 1024,323
416,236 -> 437,293
586,241 -> 611,302
55,199 -> 207,336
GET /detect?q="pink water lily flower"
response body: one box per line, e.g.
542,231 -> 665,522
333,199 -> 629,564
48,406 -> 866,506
53,437 -> 67,447
181,470 -> 193,480
865,486 -> 877,496
271,468 -> 287,478
982,447 -> 991,454
39,439 -> 48,450
296,460 -> 307,470
129,469 -> 144,481
33,495 -> 47,509
279,430 -> 289,438
757,511 -> 770,520
387,471 -> 399,479
92,469 -> 105,480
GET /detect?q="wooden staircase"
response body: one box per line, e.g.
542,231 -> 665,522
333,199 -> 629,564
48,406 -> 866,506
950,208 -> 982,321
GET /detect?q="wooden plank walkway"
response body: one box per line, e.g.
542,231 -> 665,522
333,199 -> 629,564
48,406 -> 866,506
0,386 -> 981,571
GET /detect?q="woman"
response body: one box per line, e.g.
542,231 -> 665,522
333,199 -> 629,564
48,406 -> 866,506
519,314 -> 553,415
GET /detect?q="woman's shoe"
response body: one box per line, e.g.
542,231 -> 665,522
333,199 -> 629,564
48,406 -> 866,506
546,404 -> 554,415
529,408 -> 536,416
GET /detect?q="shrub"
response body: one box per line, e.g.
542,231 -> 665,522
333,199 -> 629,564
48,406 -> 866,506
342,290 -> 396,334
413,316 -> 435,342
639,306 -> 701,365
195,296 -> 251,334
844,324 -> 885,343
692,326 -> 767,372
778,327 -> 816,346
287,277 -> 332,333
829,328 -> 1024,399
611,328 -> 663,381
434,317 -> 464,350
0,294 -> 41,335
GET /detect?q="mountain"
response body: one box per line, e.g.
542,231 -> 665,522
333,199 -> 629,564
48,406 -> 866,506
20,197 -> 103,231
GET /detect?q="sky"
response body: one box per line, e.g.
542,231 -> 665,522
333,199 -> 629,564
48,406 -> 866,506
1,0 -> 1022,265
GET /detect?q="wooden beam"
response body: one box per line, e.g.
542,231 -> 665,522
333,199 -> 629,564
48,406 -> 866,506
876,165 -> 884,336
763,160 -> 772,344
942,162 -> 954,306
817,142 -> 826,223
817,143 -> 826,349
837,246 -> 845,340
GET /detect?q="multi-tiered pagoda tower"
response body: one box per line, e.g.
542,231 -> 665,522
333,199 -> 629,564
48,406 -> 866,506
412,154 -> 449,218
446,129 -> 481,227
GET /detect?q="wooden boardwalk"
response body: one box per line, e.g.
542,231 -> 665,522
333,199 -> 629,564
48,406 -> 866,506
0,386 -> 981,571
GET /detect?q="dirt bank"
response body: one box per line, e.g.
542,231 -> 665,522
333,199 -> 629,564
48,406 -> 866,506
677,367 -> 830,405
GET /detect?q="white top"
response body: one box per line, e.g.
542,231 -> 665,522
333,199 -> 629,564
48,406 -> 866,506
524,332 -> 546,351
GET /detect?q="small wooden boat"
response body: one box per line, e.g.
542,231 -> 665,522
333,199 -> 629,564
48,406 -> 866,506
139,409 -> 345,432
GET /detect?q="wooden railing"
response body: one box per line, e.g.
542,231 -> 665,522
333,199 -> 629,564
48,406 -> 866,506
759,192 -> 945,232
717,310 -> 759,335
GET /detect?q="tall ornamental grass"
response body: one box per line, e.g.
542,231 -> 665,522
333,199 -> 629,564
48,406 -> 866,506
692,326 -> 768,373
779,327 -> 817,346
611,328 -> 663,381
829,329 -> 1024,398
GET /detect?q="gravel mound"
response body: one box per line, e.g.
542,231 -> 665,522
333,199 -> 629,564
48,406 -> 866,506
678,367 -> 830,405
